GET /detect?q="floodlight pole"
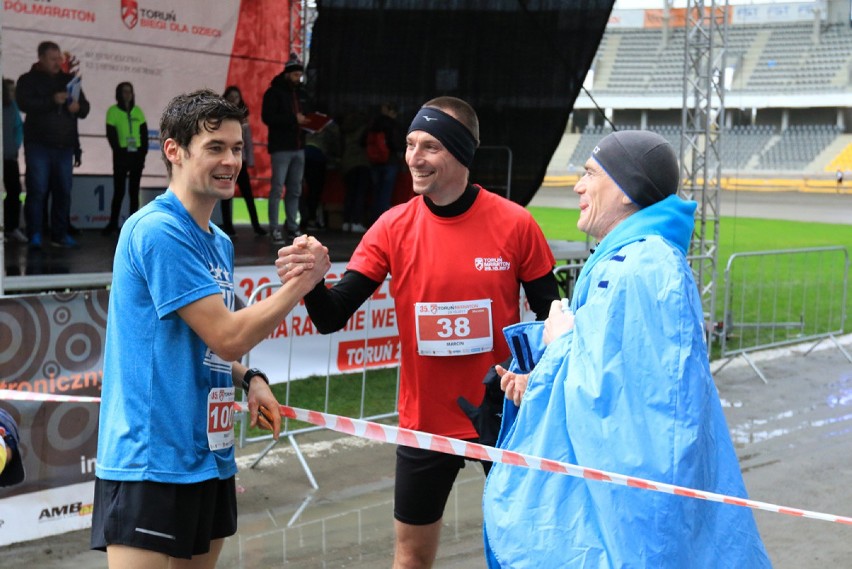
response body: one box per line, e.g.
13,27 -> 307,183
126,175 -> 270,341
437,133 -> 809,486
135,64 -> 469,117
680,0 -> 728,348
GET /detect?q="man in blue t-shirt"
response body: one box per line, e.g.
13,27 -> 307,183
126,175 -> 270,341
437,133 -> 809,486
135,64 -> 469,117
91,89 -> 330,568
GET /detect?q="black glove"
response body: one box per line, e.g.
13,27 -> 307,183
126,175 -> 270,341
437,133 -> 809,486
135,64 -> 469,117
457,364 -> 505,448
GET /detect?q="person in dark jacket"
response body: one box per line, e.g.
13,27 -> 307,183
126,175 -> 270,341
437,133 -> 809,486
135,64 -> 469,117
261,53 -> 310,243
102,82 -> 148,236
16,41 -> 89,249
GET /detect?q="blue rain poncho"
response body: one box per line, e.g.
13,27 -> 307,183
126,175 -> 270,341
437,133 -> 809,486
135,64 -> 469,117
482,195 -> 771,568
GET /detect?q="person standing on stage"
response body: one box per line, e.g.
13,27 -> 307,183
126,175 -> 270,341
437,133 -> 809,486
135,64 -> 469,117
222,85 -> 267,236
16,40 -> 89,249
262,53 -> 310,243
102,82 -> 147,236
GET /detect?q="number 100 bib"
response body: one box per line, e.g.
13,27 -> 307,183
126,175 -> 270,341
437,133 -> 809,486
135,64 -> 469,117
414,299 -> 493,356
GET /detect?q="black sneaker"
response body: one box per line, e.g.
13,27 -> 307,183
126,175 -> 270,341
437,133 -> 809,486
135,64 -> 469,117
286,229 -> 303,240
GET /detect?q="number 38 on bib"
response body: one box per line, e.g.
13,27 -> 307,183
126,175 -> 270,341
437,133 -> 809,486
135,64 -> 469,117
414,299 -> 493,356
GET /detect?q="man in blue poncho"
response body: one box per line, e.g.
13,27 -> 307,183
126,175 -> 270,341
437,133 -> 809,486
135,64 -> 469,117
482,131 -> 771,568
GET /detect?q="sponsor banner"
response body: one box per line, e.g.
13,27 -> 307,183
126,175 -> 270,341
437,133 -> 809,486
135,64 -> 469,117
643,7 -> 735,29
0,0 -> 266,184
607,3 -> 819,29
0,290 -> 106,545
234,263 -> 402,383
732,2 -> 821,24
0,481 -> 95,546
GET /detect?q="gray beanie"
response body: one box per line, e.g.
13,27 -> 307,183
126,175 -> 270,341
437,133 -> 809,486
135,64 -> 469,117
591,130 -> 679,208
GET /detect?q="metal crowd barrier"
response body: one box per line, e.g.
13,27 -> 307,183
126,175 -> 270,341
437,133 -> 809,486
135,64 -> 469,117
237,275 -> 401,488
716,246 -> 850,383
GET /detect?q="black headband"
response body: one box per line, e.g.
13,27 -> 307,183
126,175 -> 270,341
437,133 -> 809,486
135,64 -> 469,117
407,106 -> 477,167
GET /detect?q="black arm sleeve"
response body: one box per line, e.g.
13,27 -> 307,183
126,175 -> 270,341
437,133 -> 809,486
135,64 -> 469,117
304,270 -> 382,334
522,271 -> 561,321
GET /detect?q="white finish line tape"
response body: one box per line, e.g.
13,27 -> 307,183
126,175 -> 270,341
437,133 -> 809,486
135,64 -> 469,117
3,390 -> 850,525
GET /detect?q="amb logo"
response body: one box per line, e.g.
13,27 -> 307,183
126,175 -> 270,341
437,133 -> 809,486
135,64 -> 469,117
39,501 -> 93,521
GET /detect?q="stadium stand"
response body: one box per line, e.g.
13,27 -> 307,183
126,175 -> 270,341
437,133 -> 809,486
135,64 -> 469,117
563,4 -> 851,179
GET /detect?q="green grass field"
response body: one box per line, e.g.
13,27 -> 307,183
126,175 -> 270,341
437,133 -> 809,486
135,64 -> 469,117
529,206 -> 852,325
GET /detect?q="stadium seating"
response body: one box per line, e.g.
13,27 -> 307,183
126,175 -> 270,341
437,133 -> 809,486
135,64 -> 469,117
595,21 -> 852,95
577,19 -> 851,173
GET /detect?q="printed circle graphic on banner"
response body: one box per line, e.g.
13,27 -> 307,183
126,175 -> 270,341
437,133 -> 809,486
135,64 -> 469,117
55,323 -> 102,371
84,289 -> 110,329
31,403 -> 98,465
0,297 -> 50,383
53,306 -> 72,326
42,361 -> 61,381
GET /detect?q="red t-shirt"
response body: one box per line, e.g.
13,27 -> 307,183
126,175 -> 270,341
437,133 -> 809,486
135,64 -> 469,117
347,187 -> 555,439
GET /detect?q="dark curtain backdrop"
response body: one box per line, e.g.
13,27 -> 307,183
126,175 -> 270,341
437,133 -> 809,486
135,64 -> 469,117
306,0 -> 614,206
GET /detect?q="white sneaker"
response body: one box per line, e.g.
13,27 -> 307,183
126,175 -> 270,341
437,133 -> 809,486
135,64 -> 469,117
350,223 -> 367,233
341,222 -> 351,232
8,228 -> 28,243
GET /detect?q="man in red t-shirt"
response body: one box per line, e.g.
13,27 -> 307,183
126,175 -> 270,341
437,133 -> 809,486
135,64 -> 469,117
277,96 -> 559,568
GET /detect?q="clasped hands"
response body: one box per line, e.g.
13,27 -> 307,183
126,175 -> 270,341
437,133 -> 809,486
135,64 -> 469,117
497,299 -> 575,405
275,234 -> 330,284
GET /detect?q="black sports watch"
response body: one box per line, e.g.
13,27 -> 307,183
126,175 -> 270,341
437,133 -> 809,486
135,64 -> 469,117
241,368 -> 269,393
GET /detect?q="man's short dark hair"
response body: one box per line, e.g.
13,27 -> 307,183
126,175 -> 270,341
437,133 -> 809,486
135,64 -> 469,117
159,89 -> 247,177
422,96 -> 480,146
37,41 -> 60,57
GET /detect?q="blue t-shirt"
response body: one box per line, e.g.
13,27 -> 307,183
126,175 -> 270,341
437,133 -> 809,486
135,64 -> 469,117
96,190 -> 237,483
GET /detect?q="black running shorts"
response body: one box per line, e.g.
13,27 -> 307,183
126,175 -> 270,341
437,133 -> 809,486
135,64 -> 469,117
90,476 -> 237,559
393,442 -> 488,525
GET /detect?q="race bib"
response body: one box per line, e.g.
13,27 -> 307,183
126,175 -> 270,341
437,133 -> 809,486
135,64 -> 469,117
415,299 -> 493,356
207,387 -> 235,451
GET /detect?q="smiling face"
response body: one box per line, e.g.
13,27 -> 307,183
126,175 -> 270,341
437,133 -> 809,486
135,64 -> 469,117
405,129 -> 469,206
574,157 -> 638,241
165,119 -> 243,203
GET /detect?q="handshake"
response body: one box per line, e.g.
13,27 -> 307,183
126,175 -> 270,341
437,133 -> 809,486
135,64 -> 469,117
274,234 -> 331,285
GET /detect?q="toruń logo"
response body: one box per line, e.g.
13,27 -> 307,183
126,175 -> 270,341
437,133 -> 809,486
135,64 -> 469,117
121,0 -> 138,29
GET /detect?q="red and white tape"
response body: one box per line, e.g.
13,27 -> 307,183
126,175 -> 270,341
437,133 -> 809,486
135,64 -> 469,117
3,390 -> 850,525
257,403 -> 852,526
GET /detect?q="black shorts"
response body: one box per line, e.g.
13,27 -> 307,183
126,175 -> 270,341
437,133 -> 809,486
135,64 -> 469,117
90,476 -> 237,559
394,442 -> 489,525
